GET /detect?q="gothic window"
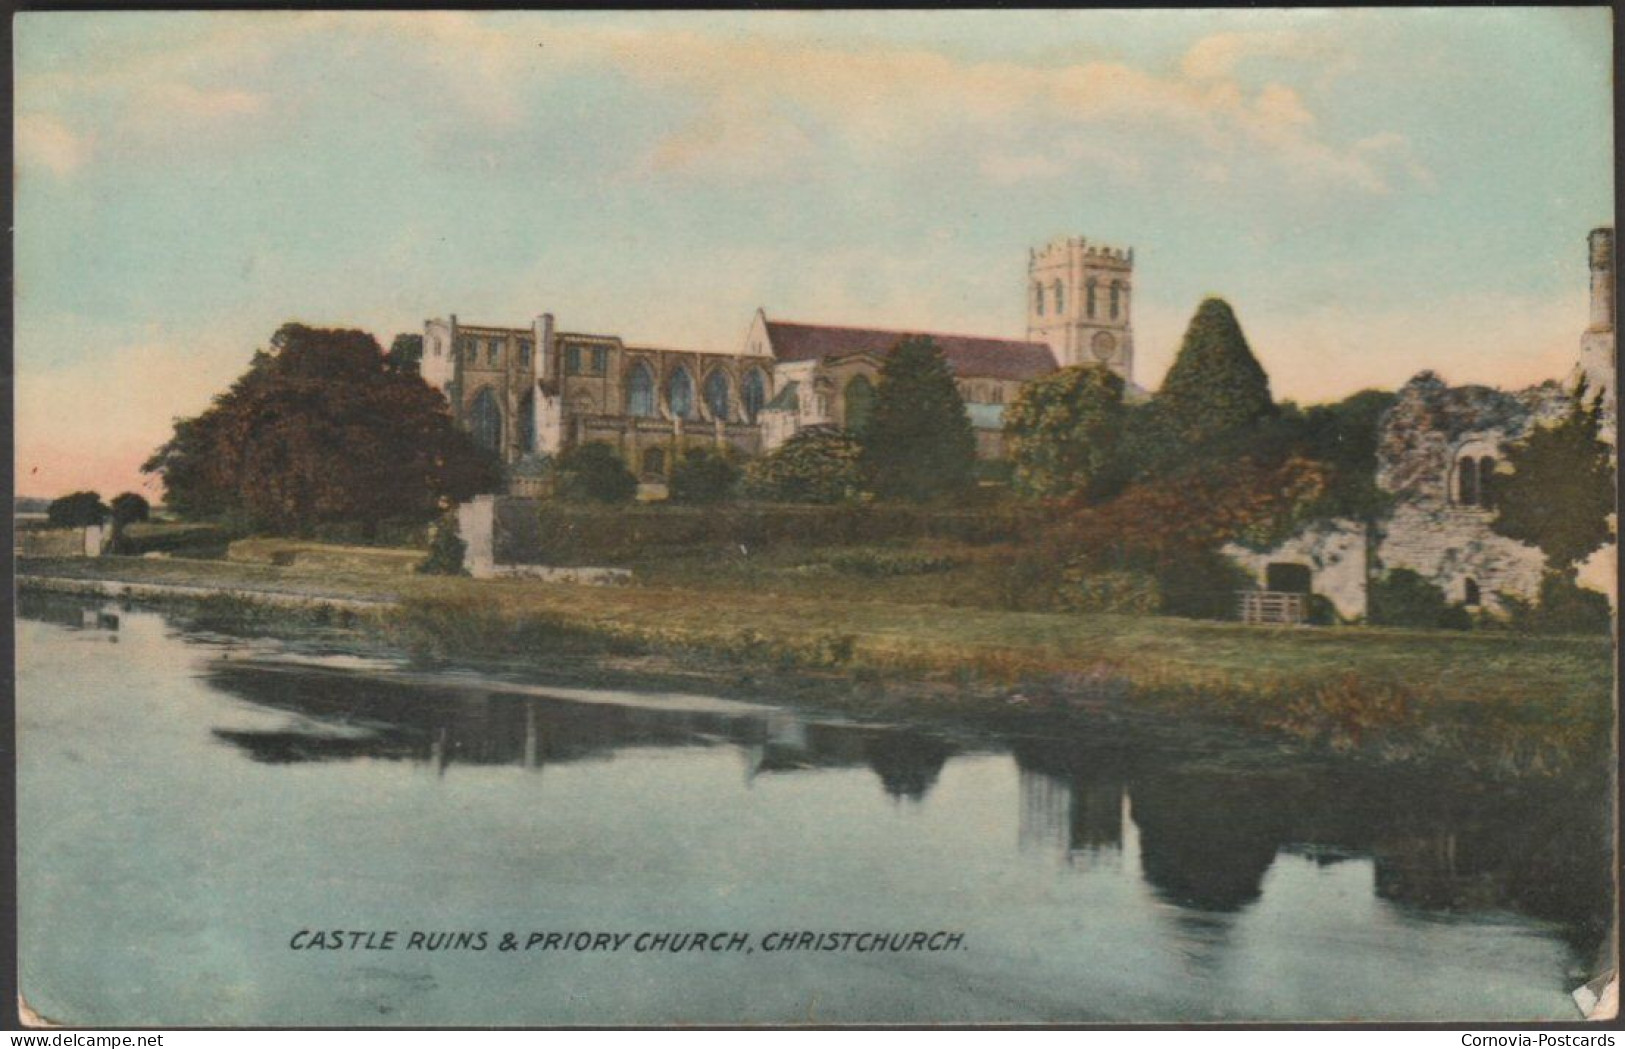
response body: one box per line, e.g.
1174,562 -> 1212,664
1035,284 -> 1045,317
1479,456 -> 1497,508
1053,280 -> 1064,315
1110,281 -> 1122,320
844,374 -> 877,434
704,370 -> 731,421
517,340 -> 532,366
627,362 -> 656,417
742,369 -> 767,423
566,345 -> 583,375
1457,456 -> 1480,506
1464,578 -> 1481,606
1086,279 -> 1097,319
667,367 -> 696,420
469,387 -> 503,453
591,347 -> 608,374
459,337 -> 477,362
517,390 -> 535,453
643,447 -> 666,478
487,340 -> 500,365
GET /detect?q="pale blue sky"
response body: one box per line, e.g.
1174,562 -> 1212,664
14,9 -> 1614,496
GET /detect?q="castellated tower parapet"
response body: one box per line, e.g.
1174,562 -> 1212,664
1026,235 -> 1135,382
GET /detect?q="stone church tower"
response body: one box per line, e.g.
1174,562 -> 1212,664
1026,236 -> 1135,382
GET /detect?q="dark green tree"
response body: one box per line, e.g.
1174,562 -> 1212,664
1293,389 -> 1397,521
142,323 -> 501,535
668,445 -> 741,505
552,441 -> 638,504
1489,379 -> 1615,572
861,336 -> 977,502
1003,365 -> 1127,501
743,426 -> 866,504
386,334 -> 424,375
47,491 -> 108,528
1158,298 -> 1275,444
109,492 -> 151,528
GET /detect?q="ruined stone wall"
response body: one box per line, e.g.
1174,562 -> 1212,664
1373,372 -> 1570,610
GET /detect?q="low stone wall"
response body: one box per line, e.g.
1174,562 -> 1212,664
15,525 -> 108,558
455,495 -> 631,584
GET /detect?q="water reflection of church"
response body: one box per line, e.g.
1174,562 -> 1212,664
204,661 -> 957,802
170,640 -> 1607,960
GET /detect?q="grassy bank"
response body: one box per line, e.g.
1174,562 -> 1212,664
19,545 -> 1615,779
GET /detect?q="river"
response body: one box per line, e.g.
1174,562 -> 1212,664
15,594 -> 1611,1025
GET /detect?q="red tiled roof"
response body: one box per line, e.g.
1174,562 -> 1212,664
764,319 -> 1057,381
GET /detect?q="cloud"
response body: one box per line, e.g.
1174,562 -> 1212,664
143,82 -> 266,119
1181,29 -> 1316,80
16,114 -> 91,175
15,13 -> 1426,197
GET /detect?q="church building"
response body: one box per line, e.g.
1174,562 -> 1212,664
421,236 -> 1136,493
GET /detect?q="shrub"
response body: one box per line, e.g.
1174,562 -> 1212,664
668,446 -> 741,505
109,492 -> 151,527
416,515 -> 467,575
1155,551 -> 1256,620
1054,568 -> 1161,614
47,491 -> 108,528
744,426 -> 866,504
1502,572 -> 1613,635
822,548 -> 959,578
554,442 -> 637,504
1368,568 -> 1470,630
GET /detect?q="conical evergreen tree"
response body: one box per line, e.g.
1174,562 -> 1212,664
1158,297 -> 1274,443
862,336 -> 977,502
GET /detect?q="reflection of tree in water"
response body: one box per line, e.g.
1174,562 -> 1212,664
864,732 -> 954,802
1130,772 -> 1290,913
205,662 -> 769,772
203,661 -> 960,803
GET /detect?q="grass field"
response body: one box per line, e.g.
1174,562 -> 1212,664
19,540 -> 1615,778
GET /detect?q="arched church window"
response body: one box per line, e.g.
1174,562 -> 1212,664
1053,280 -> 1064,315
469,387 -> 503,453
517,390 -> 535,454
1110,281 -> 1122,320
742,369 -> 767,423
1478,456 -> 1497,508
627,363 -> 656,418
1457,456 -> 1479,506
1086,279 -> 1097,319
668,367 -> 696,420
844,374 -> 877,435
1035,284 -> 1045,317
704,370 -> 731,421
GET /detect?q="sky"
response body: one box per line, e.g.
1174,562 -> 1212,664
13,9 -> 1615,499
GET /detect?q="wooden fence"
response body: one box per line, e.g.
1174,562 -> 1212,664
1237,590 -> 1308,625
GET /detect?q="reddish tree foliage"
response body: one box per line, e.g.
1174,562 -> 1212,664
1060,456 -> 1328,568
144,324 -> 501,535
